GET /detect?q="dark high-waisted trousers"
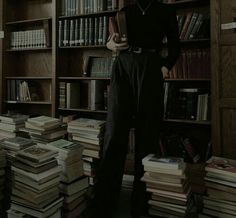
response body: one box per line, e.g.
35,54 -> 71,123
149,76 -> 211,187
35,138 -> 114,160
93,50 -> 164,218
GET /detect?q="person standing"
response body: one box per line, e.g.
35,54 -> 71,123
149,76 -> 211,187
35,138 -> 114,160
91,0 -> 181,217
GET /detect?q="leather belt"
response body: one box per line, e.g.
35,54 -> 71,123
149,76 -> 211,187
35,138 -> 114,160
128,46 -> 156,54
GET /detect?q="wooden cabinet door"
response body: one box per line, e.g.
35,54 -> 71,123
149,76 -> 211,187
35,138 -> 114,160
211,0 -> 236,158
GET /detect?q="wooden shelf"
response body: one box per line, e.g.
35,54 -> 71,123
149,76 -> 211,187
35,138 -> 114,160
165,78 -> 211,82
163,118 -> 211,125
5,17 -> 52,25
58,77 -> 110,80
59,45 -> 107,49
5,76 -> 52,80
59,10 -> 118,19
6,47 -> 52,52
180,38 -> 210,43
5,101 -> 52,105
169,0 -> 209,7
58,108 -> 107,114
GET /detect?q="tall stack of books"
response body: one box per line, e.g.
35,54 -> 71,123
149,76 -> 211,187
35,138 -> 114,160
0,113 -> 29,139
9,144 -> 63,217
45,139 -> 89,217
1,137 -> 35,163
21,116 -> 67,144
141,154 -> 193,218
0,145 -> 6,217
201,156 -> 236,218
68,118 -> 105,186
0,137 -> 35,214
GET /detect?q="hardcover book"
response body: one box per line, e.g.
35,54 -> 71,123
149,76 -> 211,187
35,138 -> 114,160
27,116 -> 61,127
108,11 -> 128,42
16,145 -> 58,163
206,156 -> 236,178
142,154 -> 185,170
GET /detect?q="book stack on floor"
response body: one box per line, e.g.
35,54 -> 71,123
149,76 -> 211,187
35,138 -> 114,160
141,154 -> 193,218
8,144 -> 63,217
68,118 -> 106,186
45,139 -> 89,218
0,137 -> 35,214
0,145 -> 6,217
200,156 -> 236,218
20,116 -> 67,144
0,113 -> 29,140
1,137 -> 35,163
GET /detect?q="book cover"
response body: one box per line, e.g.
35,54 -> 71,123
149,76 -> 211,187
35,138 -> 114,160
69,118 -> 106,129
206,156 -> 236,178
17,145 -> 58,163
142,154 -> 185,170
27,116 -> 60,127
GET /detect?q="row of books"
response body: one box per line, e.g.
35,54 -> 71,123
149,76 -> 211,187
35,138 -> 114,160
200,156 -> 236,218
59,16 -> 109,47
83,56 -> 114,77
164,86 -> 210,121
169,49 -> 211,79
61,0 -> 118,16
178,12 -> 210,40
59,81 -> 109,111
7,80 -> 49,102
10,29 -> 49,50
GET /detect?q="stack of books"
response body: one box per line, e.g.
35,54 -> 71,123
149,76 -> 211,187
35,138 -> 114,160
200,156 -> 236,218
68,118 -> 106,159
68,118 -> 105,185
21,116 -> 67,144
141,154 -> 193,218
9,144 -> 63,217
45,139 -> 89,217
0,145 -> 6,216
0,137 -> 35,213
0,113 -> 29,139
0,137 -> 35,163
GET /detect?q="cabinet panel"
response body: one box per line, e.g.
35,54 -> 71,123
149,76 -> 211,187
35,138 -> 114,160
221,109 -> 236,158
220,0 -> 236,44
221,46 -> 236,98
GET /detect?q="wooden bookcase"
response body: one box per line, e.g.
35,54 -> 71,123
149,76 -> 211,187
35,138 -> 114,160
1,0 -> 57,117
0,0 -> 211,160
160,0 -> 211,164
211,0 -> 236,159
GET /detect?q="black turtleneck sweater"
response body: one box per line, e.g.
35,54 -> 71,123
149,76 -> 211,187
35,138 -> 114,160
122,1 -> 181,70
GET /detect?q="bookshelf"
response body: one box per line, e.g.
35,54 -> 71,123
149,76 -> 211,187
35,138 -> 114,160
0,0 -> 211,158
1,0 -> 57,117
0,0 -> 211,159
160,0 -> 211,166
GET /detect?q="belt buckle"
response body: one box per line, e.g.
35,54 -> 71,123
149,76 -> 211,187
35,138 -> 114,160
133,47 -> 142,54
